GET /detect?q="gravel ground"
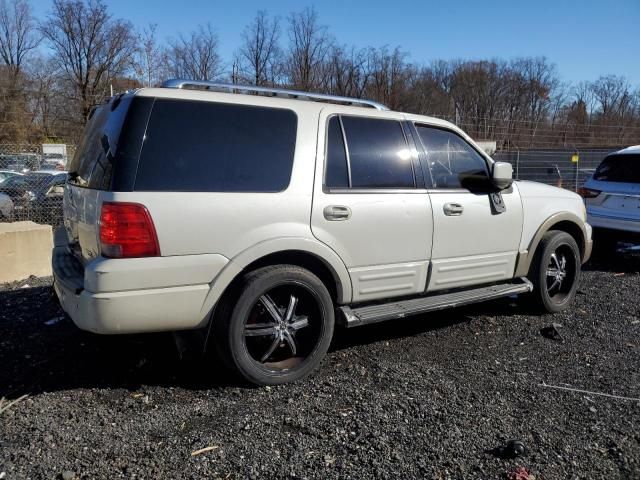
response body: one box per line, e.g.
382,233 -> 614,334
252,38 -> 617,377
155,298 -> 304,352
1,251 -> 639,479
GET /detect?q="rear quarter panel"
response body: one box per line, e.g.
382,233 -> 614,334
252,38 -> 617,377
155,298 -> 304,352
101,98 -> 320,259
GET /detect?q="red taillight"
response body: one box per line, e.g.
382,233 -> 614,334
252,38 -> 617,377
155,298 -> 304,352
99,202 -> 160,258
577,187 -> 601,199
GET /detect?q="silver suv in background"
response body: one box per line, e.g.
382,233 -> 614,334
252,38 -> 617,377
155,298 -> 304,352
580,146 -> 640,253
53,80 -> 592,385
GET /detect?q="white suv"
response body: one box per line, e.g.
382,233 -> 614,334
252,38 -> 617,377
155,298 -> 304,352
53,80 -> 592,385
580,146 -> 640,252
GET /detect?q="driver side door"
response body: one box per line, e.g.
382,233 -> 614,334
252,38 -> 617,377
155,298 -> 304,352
412,123 -> 524,291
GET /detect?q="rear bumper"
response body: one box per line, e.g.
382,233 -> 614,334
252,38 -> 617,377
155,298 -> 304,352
53,276 -> 211,334
587,212 -> 640,234
52,243 -> 227,334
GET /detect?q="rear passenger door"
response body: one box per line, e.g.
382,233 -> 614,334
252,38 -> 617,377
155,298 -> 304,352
311,110 -> 434,303
412,124 -> 523,291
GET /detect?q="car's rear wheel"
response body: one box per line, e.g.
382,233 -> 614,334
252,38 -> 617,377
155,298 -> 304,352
528,231 -> 581,313
215,265 -> 334,386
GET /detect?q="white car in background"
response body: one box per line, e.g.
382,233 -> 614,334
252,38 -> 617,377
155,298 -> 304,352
580,146 -> 640,252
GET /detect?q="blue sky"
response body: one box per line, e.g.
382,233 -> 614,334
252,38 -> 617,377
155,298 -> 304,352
30,0 -> 640,85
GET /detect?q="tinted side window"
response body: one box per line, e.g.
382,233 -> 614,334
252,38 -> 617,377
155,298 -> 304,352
325,116 -> 349,188
135,99 -> 297,192
341,116 -> 414,189
69,95 -> 132,189
416,126 -> 488,189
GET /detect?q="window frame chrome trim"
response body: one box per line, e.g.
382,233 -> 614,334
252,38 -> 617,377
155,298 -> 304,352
337,115 -> 353,188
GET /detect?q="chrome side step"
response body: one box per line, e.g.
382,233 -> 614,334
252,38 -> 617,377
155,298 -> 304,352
339,278 -> 533,328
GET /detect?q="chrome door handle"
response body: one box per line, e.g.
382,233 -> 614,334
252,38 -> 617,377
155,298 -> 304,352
443,203 -> 464,216
323,205 -> 351,221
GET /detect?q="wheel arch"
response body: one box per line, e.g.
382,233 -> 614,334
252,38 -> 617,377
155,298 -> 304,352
515,212 -> 589,277
198,237 -> 352,324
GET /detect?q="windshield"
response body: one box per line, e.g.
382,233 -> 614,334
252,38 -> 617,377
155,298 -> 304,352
593,153 -> 640,183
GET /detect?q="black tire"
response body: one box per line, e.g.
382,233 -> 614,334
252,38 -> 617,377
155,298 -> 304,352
528,230 -> 581,313
214,265 -> 334,386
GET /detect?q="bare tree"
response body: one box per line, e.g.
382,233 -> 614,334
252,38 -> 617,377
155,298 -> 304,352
28,55 -> 62,138
167,23 -> 222,81
325,45 -> 370,98
0,0 -> 636,149
0,0 -> 40,74
40,0 -> 136,119
237,11 -> 281,86
365,46 -> 414,111
286,7 -> 331,91
409,66 -> 451,118
591,75 -> 632,120
573,81 -> 595,118
0,0 -> 40,142
133,24 -> 164,87
510,57 -> 559,145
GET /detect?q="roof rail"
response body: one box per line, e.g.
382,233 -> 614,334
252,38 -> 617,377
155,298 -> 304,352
161,79 -> 389,111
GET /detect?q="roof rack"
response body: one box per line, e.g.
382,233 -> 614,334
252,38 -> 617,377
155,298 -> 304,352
161,79 -> 389,111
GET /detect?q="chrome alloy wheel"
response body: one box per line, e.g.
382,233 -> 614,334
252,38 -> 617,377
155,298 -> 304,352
243,284 -> 323,371
545,244 -> 577,303
546,251 -> 567,292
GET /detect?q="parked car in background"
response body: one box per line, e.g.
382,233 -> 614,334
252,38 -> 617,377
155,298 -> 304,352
0,153 -> 41,173
0,170 -> 23,184
0,170 -> 67,224
0,154 -> 16,169
42,144 -> 68,169
42,153 -> 67,171
579,145 -> 640,253
53,80 -> 591,385
0,192 -> 13,221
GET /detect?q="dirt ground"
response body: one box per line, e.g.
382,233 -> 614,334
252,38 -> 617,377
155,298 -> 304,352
1,252 -> 639,479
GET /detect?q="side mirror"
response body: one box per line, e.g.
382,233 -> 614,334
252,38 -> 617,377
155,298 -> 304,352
492,162 -> 513,190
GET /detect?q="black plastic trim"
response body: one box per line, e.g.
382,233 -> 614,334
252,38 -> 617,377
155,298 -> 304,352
110,96 -> 154,191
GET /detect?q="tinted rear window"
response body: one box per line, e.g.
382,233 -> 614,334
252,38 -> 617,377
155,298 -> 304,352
68,96 -> 132,189
593,154 -> 640,183
134,99 -> 297,192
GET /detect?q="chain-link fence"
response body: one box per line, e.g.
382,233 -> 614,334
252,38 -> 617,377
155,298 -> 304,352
493,148 -> 618,191
0,143 -> 626,230
0,144 -> 72,228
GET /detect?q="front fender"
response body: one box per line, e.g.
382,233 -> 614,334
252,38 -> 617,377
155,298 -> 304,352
514,212 -> 591,277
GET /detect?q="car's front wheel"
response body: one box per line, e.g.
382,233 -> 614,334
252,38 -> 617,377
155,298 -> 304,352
215,265 -> 335,386
528,230 -> 581,313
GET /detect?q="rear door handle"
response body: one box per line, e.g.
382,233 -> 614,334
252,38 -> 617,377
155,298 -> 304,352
443,203 -> 464,216
323,205 -> 352,221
